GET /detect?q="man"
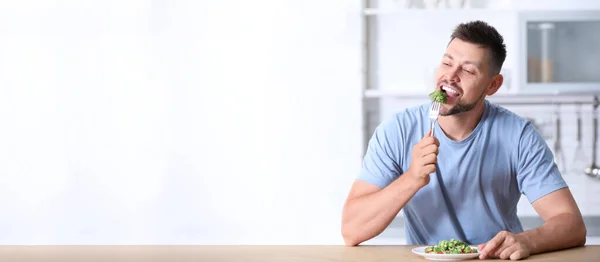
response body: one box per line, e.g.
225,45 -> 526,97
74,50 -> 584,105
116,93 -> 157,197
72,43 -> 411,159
341,20 -> 587,260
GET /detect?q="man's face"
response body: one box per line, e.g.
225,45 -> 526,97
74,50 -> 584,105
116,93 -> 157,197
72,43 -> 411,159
434,38 -> 494,116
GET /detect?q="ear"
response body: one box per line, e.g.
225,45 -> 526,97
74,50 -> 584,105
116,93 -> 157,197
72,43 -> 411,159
486,74 -> 503,96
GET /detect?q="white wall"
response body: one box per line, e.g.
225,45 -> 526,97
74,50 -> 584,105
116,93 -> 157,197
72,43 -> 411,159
0,0 -> 363,244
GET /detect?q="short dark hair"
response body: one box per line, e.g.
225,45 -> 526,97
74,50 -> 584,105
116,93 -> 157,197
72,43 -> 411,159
449,20 -> 506,75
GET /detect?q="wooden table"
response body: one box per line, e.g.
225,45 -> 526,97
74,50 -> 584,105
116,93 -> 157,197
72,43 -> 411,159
0,245 -> 598,261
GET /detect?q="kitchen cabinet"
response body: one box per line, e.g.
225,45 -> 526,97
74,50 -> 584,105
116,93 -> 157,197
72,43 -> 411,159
518,10 -> 600,94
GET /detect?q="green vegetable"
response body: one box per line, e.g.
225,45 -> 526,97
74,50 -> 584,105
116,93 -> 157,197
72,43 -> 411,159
424,239 -> 478,254
429,90 -> 447,104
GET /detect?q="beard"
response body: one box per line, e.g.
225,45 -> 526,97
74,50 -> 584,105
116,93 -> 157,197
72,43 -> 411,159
439,90 -> 486,116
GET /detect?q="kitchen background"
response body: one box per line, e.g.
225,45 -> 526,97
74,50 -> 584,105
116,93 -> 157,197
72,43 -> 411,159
0,0 -> 598,246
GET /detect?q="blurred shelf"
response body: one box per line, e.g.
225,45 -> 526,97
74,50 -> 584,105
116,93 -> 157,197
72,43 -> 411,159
362,7 -> 515,16
362,7 -> 597,16
364,89 -> 600,106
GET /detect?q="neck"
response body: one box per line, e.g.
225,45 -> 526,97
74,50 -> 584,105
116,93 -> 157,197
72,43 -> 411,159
437,100 -> 487,141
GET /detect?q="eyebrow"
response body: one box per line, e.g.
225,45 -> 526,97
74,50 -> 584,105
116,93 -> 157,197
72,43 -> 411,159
444,53 -> 481,68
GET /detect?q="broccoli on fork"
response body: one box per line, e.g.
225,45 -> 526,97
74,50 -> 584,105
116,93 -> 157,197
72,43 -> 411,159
429,90 -> 447,104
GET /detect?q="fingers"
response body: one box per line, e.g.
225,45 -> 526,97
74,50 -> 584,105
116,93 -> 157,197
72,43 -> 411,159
422,164 -> 436,175
419,137 -> 439,151
422,154 -> 437,166
421,144 -> 439,156
510,250 -> 527,261
498,245 -> 519,260
477,243 -> 486,250
479,232 -> 506,259
408,129 -> 440,179
493,244 -> 510,258
494,234 -> 518,258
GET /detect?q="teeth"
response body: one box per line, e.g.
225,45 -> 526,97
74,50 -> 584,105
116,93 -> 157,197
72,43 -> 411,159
442,86 -> 458,94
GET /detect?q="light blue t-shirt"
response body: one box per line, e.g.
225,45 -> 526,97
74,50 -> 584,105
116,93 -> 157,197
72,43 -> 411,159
358,99 -> 568,245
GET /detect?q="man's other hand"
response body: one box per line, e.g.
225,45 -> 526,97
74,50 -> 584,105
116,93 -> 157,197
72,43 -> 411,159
478,231 -> 531,260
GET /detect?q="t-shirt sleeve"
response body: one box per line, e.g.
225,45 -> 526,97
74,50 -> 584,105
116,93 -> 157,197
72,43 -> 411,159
357,119 -> 403,188
516,122 -> 568,203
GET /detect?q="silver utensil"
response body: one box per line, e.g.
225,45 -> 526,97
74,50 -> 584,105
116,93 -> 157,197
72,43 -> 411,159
584,107 -> 600,179
429,102 -> 441,136
571,103 -> 588,174
553,107 -> 566,173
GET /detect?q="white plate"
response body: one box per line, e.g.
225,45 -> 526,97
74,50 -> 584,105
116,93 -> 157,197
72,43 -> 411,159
411,246 -> 480,261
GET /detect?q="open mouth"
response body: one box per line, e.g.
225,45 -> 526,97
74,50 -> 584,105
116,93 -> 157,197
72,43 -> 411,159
439,84 -> 461,99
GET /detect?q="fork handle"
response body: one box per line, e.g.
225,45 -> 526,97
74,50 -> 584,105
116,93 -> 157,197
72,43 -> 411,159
430,121 -> 435,137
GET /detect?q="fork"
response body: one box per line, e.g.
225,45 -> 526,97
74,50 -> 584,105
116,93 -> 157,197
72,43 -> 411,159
429,102 -> 441,137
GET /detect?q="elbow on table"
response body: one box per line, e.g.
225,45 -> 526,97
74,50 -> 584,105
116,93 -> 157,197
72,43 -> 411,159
341,225 -> 363,247
343,236 -> 361,247
576,222 -> 587,247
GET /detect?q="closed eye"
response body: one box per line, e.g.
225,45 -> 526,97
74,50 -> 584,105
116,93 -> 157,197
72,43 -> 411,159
463,69 -> 474,75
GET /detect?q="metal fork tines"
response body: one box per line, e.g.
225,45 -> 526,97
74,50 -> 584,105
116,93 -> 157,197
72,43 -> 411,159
429,102 -> 441,136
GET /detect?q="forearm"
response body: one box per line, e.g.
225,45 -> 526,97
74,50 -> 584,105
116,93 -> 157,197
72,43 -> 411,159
518,212 -> 587,255
342,174 -> 421,246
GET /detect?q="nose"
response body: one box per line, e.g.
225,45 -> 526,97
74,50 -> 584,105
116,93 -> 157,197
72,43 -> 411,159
445,66 -> 461,83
